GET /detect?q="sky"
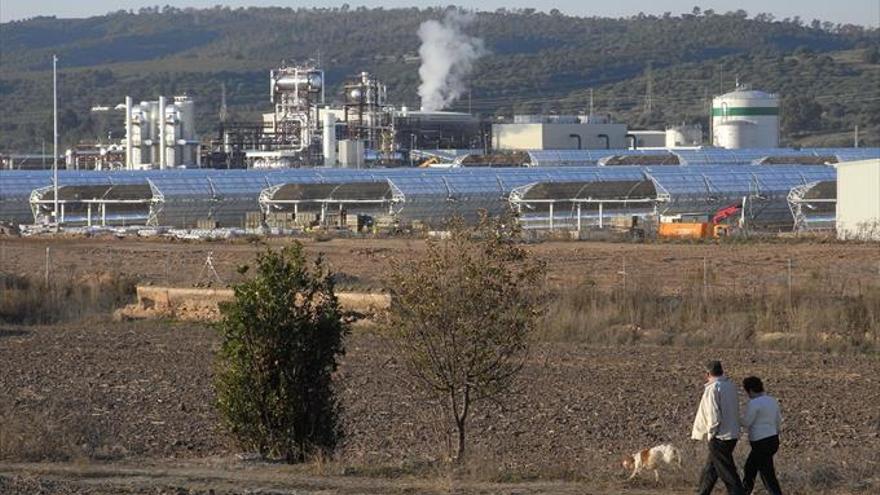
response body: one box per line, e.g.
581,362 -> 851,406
1,0 -> 878,26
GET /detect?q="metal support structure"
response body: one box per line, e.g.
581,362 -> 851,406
787,181 -> 836,232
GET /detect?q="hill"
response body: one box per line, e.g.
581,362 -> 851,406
1,6 -> 878,152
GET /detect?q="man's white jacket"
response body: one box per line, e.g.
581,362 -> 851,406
692,376 -> 740,441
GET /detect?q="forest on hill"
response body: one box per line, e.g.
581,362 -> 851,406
1,5 -> 878,152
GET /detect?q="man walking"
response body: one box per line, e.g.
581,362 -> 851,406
692,360 -> 745,495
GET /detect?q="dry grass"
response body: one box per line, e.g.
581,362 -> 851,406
540,273 -> 880,353
0,272 -> 135,325
0,405 -> 126,463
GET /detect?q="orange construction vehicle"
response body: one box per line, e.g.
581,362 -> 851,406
657,203 -> 741,239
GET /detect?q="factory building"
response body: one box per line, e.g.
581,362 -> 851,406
492,115 -> 628,150
712,87 -> 779,149
392,109 -> 482,151
123,95 -> 199,169
208,64 -> 482,167
836,159 -> 880,241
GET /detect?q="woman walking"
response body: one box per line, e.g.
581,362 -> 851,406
741,376 -> 784,495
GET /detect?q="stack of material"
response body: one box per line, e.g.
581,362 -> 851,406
196,218 -> 219,230
244,212 -> 263,229
265,212 -> 298,229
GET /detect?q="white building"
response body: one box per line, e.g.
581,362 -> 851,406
836,159 -> 880,241
493,115 -> 628,150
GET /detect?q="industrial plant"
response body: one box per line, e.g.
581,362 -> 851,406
1,16 -> 878,242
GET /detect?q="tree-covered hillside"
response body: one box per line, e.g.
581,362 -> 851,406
1,6 -> 878,152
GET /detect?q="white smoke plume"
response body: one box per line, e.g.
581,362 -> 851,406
417,11 -> 486,112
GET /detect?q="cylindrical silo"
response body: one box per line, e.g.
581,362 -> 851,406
712,88 -> 779,149
323,110 -> 337,167
665,124 -> 703,148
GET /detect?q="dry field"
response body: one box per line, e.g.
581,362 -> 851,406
1,236 -> 879,292
1,235 -> 879,494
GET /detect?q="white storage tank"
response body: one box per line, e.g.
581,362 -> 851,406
712,87 -> 779,149
338,140 -> 364,168
665,124 -> 702,147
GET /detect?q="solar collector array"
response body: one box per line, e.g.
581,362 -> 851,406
0,164 -> 838,228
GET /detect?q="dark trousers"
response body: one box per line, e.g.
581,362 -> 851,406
743,435 -> 783,495
697,438 -> 745,495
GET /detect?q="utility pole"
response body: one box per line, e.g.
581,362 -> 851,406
589,88 -> 594,120
220,82 -> 228,124
53,54 -> 59,233
643,62 -> 653,115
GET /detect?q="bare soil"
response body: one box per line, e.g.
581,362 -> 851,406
2,235 -> 878,493
2,316 -> 878,494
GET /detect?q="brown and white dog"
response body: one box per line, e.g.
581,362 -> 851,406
622,444 -> 682,481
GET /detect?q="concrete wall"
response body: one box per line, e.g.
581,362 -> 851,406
542,123 -> 628,149
629,130 -> 666,148
492,124 -> 544,150
492,123 -> 628,150
836,159 -> 880,241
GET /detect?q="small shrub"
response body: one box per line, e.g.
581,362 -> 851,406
214,244 -> 348,462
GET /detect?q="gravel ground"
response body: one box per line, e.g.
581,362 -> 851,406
2,319 -> 878,493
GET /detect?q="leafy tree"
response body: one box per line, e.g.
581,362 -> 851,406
385,215 -> 546,462
782,95 -> 824,136
214,244 -> 347,462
